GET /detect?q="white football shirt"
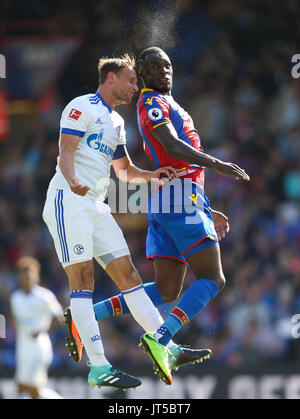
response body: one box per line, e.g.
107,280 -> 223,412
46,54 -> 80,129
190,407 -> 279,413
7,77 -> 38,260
48,92 -> 127,201
10,285 -> 63,346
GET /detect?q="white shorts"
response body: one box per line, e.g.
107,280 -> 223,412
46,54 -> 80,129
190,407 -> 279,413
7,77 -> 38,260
16,340 -> 52,387
42,188 -> 130,268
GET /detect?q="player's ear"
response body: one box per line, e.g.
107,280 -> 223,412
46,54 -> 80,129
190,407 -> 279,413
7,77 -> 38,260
107,71 -> 116,84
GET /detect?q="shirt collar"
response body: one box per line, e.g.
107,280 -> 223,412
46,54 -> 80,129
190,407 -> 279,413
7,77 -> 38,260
95,92 -> 112,113
141,88 -> 154,94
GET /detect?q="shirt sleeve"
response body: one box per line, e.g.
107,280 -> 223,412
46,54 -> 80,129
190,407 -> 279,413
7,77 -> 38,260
118,118 -> 127,145
60,97 -> 90,138
112,144 -> 127,160
141,96 -> 170,131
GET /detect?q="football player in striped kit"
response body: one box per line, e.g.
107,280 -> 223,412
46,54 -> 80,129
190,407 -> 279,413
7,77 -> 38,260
136,47 -> 249,384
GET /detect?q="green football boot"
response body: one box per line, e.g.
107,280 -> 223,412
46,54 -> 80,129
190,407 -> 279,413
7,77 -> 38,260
139,332 -> 172,385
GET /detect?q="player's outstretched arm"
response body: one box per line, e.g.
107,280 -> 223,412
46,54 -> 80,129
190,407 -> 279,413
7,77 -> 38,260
112,153 -> 176,183
59,133 -> 90,196
153,123 -> 250,182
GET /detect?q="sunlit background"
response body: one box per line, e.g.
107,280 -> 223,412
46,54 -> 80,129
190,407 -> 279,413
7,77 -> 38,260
1,0 -> 300,399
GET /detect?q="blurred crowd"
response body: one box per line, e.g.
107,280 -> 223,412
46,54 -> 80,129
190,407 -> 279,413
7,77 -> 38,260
1,0 -> 300,376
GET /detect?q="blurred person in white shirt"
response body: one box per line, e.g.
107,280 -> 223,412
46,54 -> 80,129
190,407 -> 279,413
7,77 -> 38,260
10,256 -> 64,399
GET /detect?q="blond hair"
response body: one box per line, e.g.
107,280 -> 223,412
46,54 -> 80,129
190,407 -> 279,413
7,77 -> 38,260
97,53 -> 136,84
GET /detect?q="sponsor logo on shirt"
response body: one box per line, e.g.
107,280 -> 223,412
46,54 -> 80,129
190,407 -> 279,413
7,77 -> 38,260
145,97 -> 154,106
86,130 -> 114,158
188,193 -> 200,205
148,107 -> 163,121
68,108 -> 82,120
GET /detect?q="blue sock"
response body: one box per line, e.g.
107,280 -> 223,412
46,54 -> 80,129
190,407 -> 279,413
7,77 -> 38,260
93,282 -> 164,321
155,278 -> 219,346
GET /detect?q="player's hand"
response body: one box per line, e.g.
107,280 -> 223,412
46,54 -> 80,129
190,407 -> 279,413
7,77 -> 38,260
213,160 -> 250,182
153,166 -> 177,182
210,209 -> 230,241
31,330 -> 42,339
69,177 -> 90,196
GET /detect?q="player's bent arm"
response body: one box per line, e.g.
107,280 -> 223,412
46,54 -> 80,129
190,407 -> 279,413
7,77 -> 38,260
59,133 -> 90,195
59,133 -> 81,183
112,154 -> 176,183
153,123 -> 250,181
153,123 -> 219,167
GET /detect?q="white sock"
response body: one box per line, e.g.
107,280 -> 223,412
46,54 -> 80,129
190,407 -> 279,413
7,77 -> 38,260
123,285 -> 168,332
123,285 -> 175,347
70,290 -> 108,367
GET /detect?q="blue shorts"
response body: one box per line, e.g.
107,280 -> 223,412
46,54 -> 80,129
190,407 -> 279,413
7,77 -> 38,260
146,178 -> 218,265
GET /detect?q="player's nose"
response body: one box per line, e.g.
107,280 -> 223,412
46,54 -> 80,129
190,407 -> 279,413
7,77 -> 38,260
160,67 -> 170,78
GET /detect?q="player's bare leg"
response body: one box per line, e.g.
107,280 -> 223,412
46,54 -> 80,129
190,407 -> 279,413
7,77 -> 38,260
66,255 -> 174,384
91,257 -> 186,322
151,257 -> 212,370
64,260 -> 141,390
106,255 -> 166,332
105,255 -> 141,291
140,242 -> 223,380
107,255 -> 174,384
153,258 -> 187,303
186,243 -> 226,292
64,255 -> 177,387
149,242 -> 224,349
65,260 -> 95,292
64,255 -> 167,347
18,383 -> 39,399
66,256 -> 211,374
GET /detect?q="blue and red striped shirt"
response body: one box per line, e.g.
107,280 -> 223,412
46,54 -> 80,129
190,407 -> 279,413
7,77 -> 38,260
137,88 -> 205,187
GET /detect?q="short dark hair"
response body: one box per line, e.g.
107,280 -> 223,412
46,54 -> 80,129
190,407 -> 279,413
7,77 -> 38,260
97,54 -> 135,84
137,47 -> 165,73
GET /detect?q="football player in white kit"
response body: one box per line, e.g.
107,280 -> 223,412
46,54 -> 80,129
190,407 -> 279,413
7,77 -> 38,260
42,54 -> 177,390
10,256 -> 64,399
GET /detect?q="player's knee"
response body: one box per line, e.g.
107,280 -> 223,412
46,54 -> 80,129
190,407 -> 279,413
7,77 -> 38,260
163,285 -> 182,302
108,257 -> 142,291
156,281 -> 182,303
161,290 -> 179,303
213,273 -> 226,292
121,266 -> 142,290
128,268 -> 142,288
